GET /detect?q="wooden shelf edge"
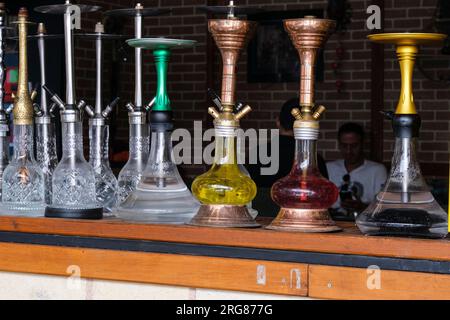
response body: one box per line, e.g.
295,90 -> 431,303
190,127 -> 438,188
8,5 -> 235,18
309,265 -> 450,300
0,242 -> 309,297
0,216 -> 449,263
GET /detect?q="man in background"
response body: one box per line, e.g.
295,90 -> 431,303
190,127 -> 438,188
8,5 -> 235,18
327,123 -> 387,217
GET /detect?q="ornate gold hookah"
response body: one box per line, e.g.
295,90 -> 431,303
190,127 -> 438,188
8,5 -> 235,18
1,8 -> 46,215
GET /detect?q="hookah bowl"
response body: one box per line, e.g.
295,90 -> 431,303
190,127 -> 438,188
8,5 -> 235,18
356,33 -> 448,239
267,17 -> 341,233
188,18 -> 260,228
1,8 -> 46,215
37,1 -> 103,219
117,38 -> 200,224
34,23 -> 59,205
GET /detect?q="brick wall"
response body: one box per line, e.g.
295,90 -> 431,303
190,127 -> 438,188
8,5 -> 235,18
72,0 -> 450,179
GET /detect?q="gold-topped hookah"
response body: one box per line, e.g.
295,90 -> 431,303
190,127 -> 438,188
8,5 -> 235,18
268,16 -> 341,233
356,33 -> 448,238
12,9 -> 35,126
189,1 -> 259,228
1,8 -> 46,214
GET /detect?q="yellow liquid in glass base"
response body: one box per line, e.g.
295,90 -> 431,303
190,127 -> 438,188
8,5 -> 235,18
192,164 -> 257,206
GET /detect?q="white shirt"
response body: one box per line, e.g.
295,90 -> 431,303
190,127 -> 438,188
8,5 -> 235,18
326,159 -> 388,208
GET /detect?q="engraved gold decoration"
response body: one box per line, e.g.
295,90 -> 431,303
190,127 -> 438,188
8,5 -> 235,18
13,8 -> 34,125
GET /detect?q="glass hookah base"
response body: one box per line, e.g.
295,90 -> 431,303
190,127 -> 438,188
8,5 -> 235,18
266,208 -> 342,233
356,208 -> 448,239
45,206 -> 103,220
117,210 -> 196,225
188,205 -> 261,228
116,188 -> 200,225
0,203 -> 46,217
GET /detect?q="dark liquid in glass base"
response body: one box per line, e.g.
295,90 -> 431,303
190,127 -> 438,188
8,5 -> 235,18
358,208 -> 447,239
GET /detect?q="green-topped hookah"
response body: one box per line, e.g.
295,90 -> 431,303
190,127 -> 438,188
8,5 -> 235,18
117,38 -> 200,224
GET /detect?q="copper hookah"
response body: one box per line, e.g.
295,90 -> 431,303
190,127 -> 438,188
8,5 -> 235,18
189,2 -> 259,228
268,16 -> 341,233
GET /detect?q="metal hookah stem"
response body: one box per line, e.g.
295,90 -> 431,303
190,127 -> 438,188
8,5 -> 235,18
64,1 -> 75,105
95,23 -> 103,115
37,23 -> 48,114
134,3 -> 143,109
401,138 -> 411,203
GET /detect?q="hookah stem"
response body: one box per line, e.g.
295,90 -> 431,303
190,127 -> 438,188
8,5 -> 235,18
154,48 -> 170,111
134,5 -> 142,109
153,48 -> 171,188
90,124 -> 102,164
64,4 -> 75,105
401,137 -> 411,203
95,31 -> 102,115
300,139 -> 308,202
37,26 -> 48,114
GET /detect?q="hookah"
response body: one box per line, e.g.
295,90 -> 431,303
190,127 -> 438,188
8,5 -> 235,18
0,3 -> 12,200
1,8 -> 46,215
33,23 -> 59,205
104,4 -> 170,205
117,37 -> 200,224
84,22 -> 120,214
189,1 -> 259,228
36,1 -> 104,219
356,33 -> 448,238
268,16 -> 341,233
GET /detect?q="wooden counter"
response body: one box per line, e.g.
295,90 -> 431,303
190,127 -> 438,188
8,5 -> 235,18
0,216 -> 449,299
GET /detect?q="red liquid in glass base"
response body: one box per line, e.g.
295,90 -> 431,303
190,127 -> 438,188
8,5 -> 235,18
271,174 -> 339,210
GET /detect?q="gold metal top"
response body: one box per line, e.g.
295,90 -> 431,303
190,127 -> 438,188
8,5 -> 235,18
13,8 -> 34,125
208,104 -> 252,128
209,19 -> 256,107
285,16 -> 335,130
369,33 -> 447,115
368,33 -> 446,45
